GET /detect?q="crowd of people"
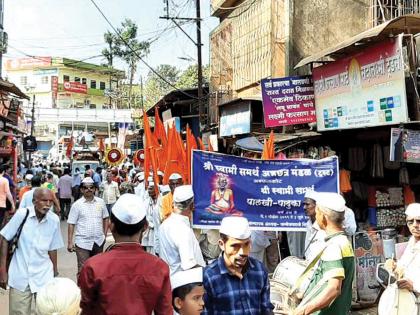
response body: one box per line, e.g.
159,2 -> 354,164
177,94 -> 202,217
0,160 -> 419,315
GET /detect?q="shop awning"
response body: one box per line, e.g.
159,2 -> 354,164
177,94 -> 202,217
235,136 -> 264,152
295,14 -> 420,69
0,79 -> 29,99
218,96 -> 262,107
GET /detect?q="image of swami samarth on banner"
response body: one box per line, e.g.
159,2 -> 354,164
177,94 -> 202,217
205,173 -> 243,216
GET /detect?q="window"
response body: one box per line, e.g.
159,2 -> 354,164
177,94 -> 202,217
89,103 -> 96,109
41,76 -> 48,84
74,77 -> 81,83
99,81 -> 106,90
90,80 -> 96,89
63,75 -> 70,82
82,78 -> 87,84
20,76 -> 27,86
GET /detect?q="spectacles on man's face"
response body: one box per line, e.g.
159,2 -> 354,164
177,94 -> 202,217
406,219 -> 420,226
83,186 -> 95,190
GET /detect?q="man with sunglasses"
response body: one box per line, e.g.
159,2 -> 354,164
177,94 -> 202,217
67,177 -> 109,277
386,203 -> 420,311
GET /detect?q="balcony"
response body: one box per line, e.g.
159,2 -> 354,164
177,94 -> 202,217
211,0 -> 238,17
24,107 -> 133,124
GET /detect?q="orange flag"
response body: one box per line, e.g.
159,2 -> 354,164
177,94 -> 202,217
143,114 -> 160,189
66,136 -> 74,158
208,140 -> 214,152
261,139 -> 269,160
186,125 -> 198,184
197,137 -> 206,151
154,108 -> 167,146
267,130 -> 275,159
163,126 -> 185,184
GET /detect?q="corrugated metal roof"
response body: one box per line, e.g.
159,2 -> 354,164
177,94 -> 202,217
295,14 -> 420,69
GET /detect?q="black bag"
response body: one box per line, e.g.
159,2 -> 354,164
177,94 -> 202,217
6,208 -> 29,270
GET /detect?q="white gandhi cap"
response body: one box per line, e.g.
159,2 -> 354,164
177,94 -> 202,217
219,216 -> 251,239
315,192 -> 346,212
25,174 -> 34,180
405,203 -> 420,217
173,185 -> 194,203
171,267 -> 203,290
169,173 -> 182,180
112,193 -> 146,224
81,177 -> 94,185
304,190 -> 318,201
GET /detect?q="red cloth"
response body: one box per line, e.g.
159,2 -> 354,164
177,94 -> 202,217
79,243 -> 173,315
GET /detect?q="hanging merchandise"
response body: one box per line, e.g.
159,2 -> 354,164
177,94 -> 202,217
348,147 -> 366,171
371,144 -> 384,178
383,146 -> 400,170
104,148 -> 124,166
399,167 -> 410,185
339,169 -> 352,193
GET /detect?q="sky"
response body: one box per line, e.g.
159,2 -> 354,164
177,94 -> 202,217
3,0 -> 218,81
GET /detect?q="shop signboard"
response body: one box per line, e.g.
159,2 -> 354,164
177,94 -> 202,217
63,81 -> 87,94
5,57 -> 51,70
34,68 -> 58,76
57,92 -> 72,108
192,151 -> 339,231
261,76 -> 316,127
219,101 -> 251,137
51,76 -> 58,106
390,128 -> 420,163
313,35 -> 408,131
354,231 -> 384,303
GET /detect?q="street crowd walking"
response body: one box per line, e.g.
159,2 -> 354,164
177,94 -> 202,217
0,160 -> 418,315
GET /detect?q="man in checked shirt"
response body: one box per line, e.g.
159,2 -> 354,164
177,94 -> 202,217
203,216 -> 274,315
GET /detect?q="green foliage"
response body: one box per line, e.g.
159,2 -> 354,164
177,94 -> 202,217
176,64 -> 209,89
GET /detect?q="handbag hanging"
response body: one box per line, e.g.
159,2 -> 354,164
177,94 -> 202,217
6,208 -> 29,270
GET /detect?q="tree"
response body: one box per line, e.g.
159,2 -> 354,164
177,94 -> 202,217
143,64 -> 180,110
102,19 -> 150,108
176,64 -> 210,89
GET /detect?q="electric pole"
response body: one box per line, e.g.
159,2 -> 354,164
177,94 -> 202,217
160,0 -> 204,134
28,94 -> 35,167
196,0 -> 204,132
0,0 -> 5,78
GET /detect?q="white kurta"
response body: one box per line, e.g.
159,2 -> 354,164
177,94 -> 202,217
304,220 -> 326,262
141,196 -> 160,255
397,237 -> 420,310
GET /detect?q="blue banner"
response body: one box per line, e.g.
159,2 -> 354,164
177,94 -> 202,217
192,151 -> 339,231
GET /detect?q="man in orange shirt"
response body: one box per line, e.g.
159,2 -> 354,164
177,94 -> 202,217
159,173 -> 183,221
18,174 -> 33,202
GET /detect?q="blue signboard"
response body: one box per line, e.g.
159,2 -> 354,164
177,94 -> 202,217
192,151 -> 339,231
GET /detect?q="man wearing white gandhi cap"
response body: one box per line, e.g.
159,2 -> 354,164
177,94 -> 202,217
293,192 -> 355,315
384,202 -> 420,314
159,185 -> 205,275
78,193 -> 173,314
171,267 -> 205,315
160,172 -> 184,221
202,216 -> 274,314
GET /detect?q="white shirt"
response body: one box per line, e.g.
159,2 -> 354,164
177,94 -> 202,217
141,196 -> 161,254
19,188 -> 35,209
67,196 -> 109,250
0,207 -> 63,293
304,219 -> 327,261
343,207 -> 357,236
397,236 -> 420,294
72,173 -> 81,187
101,181 -> 120,204
159,213 -> 205,275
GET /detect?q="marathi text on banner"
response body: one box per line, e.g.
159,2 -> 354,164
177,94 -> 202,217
261,76 -> 316,128
192,151 -> 339,231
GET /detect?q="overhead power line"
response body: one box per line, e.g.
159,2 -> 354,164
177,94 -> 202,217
89,0 -> 200,101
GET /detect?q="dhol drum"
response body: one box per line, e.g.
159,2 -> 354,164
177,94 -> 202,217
378,284 -> 418,315
270,256 -> 311,314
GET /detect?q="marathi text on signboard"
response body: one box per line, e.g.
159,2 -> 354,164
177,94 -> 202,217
261,76 -> 316,127
192,151 -> 339,231
219,101 -> 251,137
390,128 -> 420,163
313,35 -> 408,131
5,57 -> 51,70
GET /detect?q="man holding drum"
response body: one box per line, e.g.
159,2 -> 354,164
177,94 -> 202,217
294,193 -> 355,315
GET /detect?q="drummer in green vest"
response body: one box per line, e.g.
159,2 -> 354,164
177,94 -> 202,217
294,192 -> 355,315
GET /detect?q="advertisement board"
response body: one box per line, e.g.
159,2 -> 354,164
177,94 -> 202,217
51,76 -> 58,106
390,128 -> 420,163
63,81 -> 87,94
313,35 -> 408,131
192,151 -> 339,231
219,101 -> 251,137
261,76 -> 316,127
5,57 -> 51,70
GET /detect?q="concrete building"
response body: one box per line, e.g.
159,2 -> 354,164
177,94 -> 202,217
4,57 -> 133,153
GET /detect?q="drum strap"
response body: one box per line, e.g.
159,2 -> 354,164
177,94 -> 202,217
290,245 -> 327,295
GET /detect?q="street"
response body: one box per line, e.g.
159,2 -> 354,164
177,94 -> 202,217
0,221 -> 379,315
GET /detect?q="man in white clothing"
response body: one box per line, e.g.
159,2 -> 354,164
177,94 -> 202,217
0,188 -> 63,315
159,185 -> 205,275
101,172 -> 120,215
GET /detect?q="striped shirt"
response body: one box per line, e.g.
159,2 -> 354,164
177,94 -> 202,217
303,232 -> 354,315
203,256 -> 273,315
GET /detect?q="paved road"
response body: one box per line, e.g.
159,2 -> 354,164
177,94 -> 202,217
0,221 -> 378,315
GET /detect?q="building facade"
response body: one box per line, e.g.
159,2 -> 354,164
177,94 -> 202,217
4,57 -> 133,153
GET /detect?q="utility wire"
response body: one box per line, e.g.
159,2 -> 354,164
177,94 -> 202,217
89,0 -> 201,101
